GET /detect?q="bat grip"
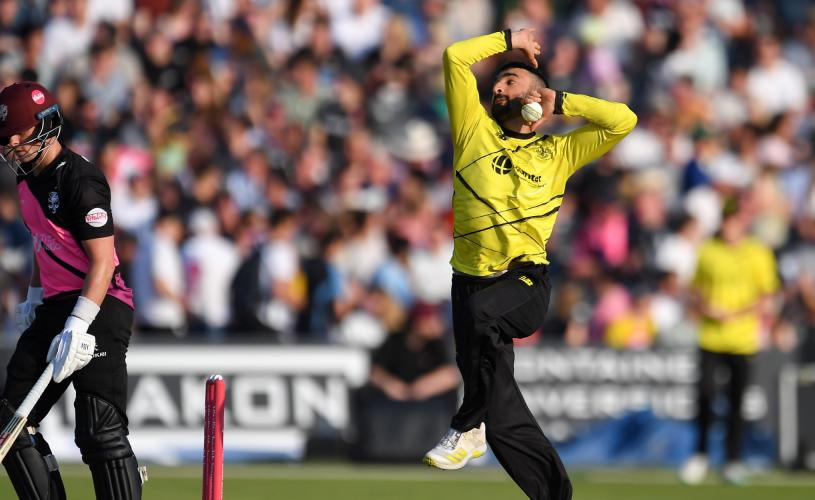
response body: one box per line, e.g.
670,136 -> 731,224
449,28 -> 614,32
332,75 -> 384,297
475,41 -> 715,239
17,364 -> 53,417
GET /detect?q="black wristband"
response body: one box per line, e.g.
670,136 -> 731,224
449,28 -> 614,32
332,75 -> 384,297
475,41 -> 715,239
554,91 -> 565,115
503,29 -> 512,51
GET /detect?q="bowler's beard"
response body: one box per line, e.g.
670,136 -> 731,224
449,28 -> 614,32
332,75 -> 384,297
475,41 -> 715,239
491,95 -> 522,124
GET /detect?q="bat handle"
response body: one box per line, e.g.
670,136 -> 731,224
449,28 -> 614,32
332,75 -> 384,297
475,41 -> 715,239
17,364 -> 53,417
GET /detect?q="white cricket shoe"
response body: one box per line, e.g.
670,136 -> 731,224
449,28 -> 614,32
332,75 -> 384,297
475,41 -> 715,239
423,423 -> 487,470
679,454 -> 709,485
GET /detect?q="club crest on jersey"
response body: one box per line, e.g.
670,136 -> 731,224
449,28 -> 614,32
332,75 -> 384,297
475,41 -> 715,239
85,208 -> 108,227
47,191 -> 59,213
491,155 -> 513,175
0,104 -> 6,122
534,143 -> 553,160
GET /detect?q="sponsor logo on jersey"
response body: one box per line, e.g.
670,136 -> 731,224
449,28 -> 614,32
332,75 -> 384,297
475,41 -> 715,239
85,208 -> 108,227
514,166 -> 542,183
491,154 -> 513,175
32,232 -> 62,252
492,154 -> 544,184
31,89 -> 45,105
0,104 -> 6,122
48,191 -> 59,213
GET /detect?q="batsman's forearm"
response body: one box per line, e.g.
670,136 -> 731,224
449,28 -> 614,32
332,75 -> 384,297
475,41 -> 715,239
80,258 -> 114,307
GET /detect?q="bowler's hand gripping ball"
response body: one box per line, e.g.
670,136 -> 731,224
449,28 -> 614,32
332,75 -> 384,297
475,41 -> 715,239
521,101 -> 543,123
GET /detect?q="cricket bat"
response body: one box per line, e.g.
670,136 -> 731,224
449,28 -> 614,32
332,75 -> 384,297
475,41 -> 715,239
0,363 -> 53,461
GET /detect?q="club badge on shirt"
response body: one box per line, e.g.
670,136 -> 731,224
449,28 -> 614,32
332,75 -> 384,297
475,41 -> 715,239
85,208 -> 108,228
47,191 -> 59,213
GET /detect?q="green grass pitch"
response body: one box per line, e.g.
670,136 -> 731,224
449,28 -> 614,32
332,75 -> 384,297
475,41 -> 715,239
2,463 -> 813,499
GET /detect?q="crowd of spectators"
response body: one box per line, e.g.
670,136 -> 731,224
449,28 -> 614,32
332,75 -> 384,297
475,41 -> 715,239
0,0 -> 814,359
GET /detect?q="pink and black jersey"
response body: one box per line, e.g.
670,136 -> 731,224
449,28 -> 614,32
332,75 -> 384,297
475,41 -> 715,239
17,147 -> 134,308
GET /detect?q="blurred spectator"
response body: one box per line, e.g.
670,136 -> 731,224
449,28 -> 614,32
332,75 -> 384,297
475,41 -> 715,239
541,282 -> 591,346
660,2 -> 727,93
111,171 -> 158,234
39,0 -> 96,87
746,35 -> 808,119
407,223 -> 454,305
778,242 -> 815,358
182,208 -> 240,335
296,228 -> 362,340
572,0 -> 644,63
605,287 -> 657,350
649,270 -> 694,347
504,0 -> 554,37
0,191 -> 28,284
444,0 -> 494,41
588,269 -> 631,344
226,149 -> 272,212
132,211 -> 187,335
0,191 -> 30,334
626,170 -> 671,280
371,231 -> 414,310
257,0 -> 319,66
326,0 -> 391,61
572,191 -> 629,273
654,213 -> 702,286
336,210 -> 388,284
279,48 -> 331,126
351,302 -> 459,460
87,0 -> 133,25
368,302 -> 459,402
257,208 -> 305,337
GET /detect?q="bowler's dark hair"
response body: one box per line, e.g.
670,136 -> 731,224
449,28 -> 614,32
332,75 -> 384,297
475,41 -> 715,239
494,61 -> 550,89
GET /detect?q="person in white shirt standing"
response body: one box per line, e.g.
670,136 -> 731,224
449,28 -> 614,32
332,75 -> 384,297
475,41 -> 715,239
182,208 -> 239,337
131,212 -> 186,335
747,35 -> 808,118
258,209 -> 304,338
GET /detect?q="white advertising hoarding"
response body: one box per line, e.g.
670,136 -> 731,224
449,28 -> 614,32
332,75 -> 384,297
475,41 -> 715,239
37,345 -> 370,464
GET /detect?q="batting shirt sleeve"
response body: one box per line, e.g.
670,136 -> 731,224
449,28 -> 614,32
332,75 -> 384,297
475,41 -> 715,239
64,164 -> 114,240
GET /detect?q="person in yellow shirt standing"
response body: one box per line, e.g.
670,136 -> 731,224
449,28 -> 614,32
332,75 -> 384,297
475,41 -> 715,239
421,28 -> 636,500
680,199 -> 779,485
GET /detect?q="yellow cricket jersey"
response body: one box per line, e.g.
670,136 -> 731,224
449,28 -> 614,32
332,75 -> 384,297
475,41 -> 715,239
692,237 -> 779,355
444,31 -> 637,276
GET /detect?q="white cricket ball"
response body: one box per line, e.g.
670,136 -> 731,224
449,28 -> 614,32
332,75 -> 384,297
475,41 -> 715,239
521,101 -> 543,123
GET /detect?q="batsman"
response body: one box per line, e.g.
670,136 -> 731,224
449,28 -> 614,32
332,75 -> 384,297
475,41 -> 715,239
0,82 -> 143,499
423,29 -> 636,499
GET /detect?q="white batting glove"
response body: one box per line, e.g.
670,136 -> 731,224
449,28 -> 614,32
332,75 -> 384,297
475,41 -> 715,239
47,316 -> 96,383
46,296 -> 100,383
15,287 -> 43,334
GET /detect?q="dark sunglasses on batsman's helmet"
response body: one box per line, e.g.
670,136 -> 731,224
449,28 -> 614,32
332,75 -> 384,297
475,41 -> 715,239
0,81 -> 63,176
